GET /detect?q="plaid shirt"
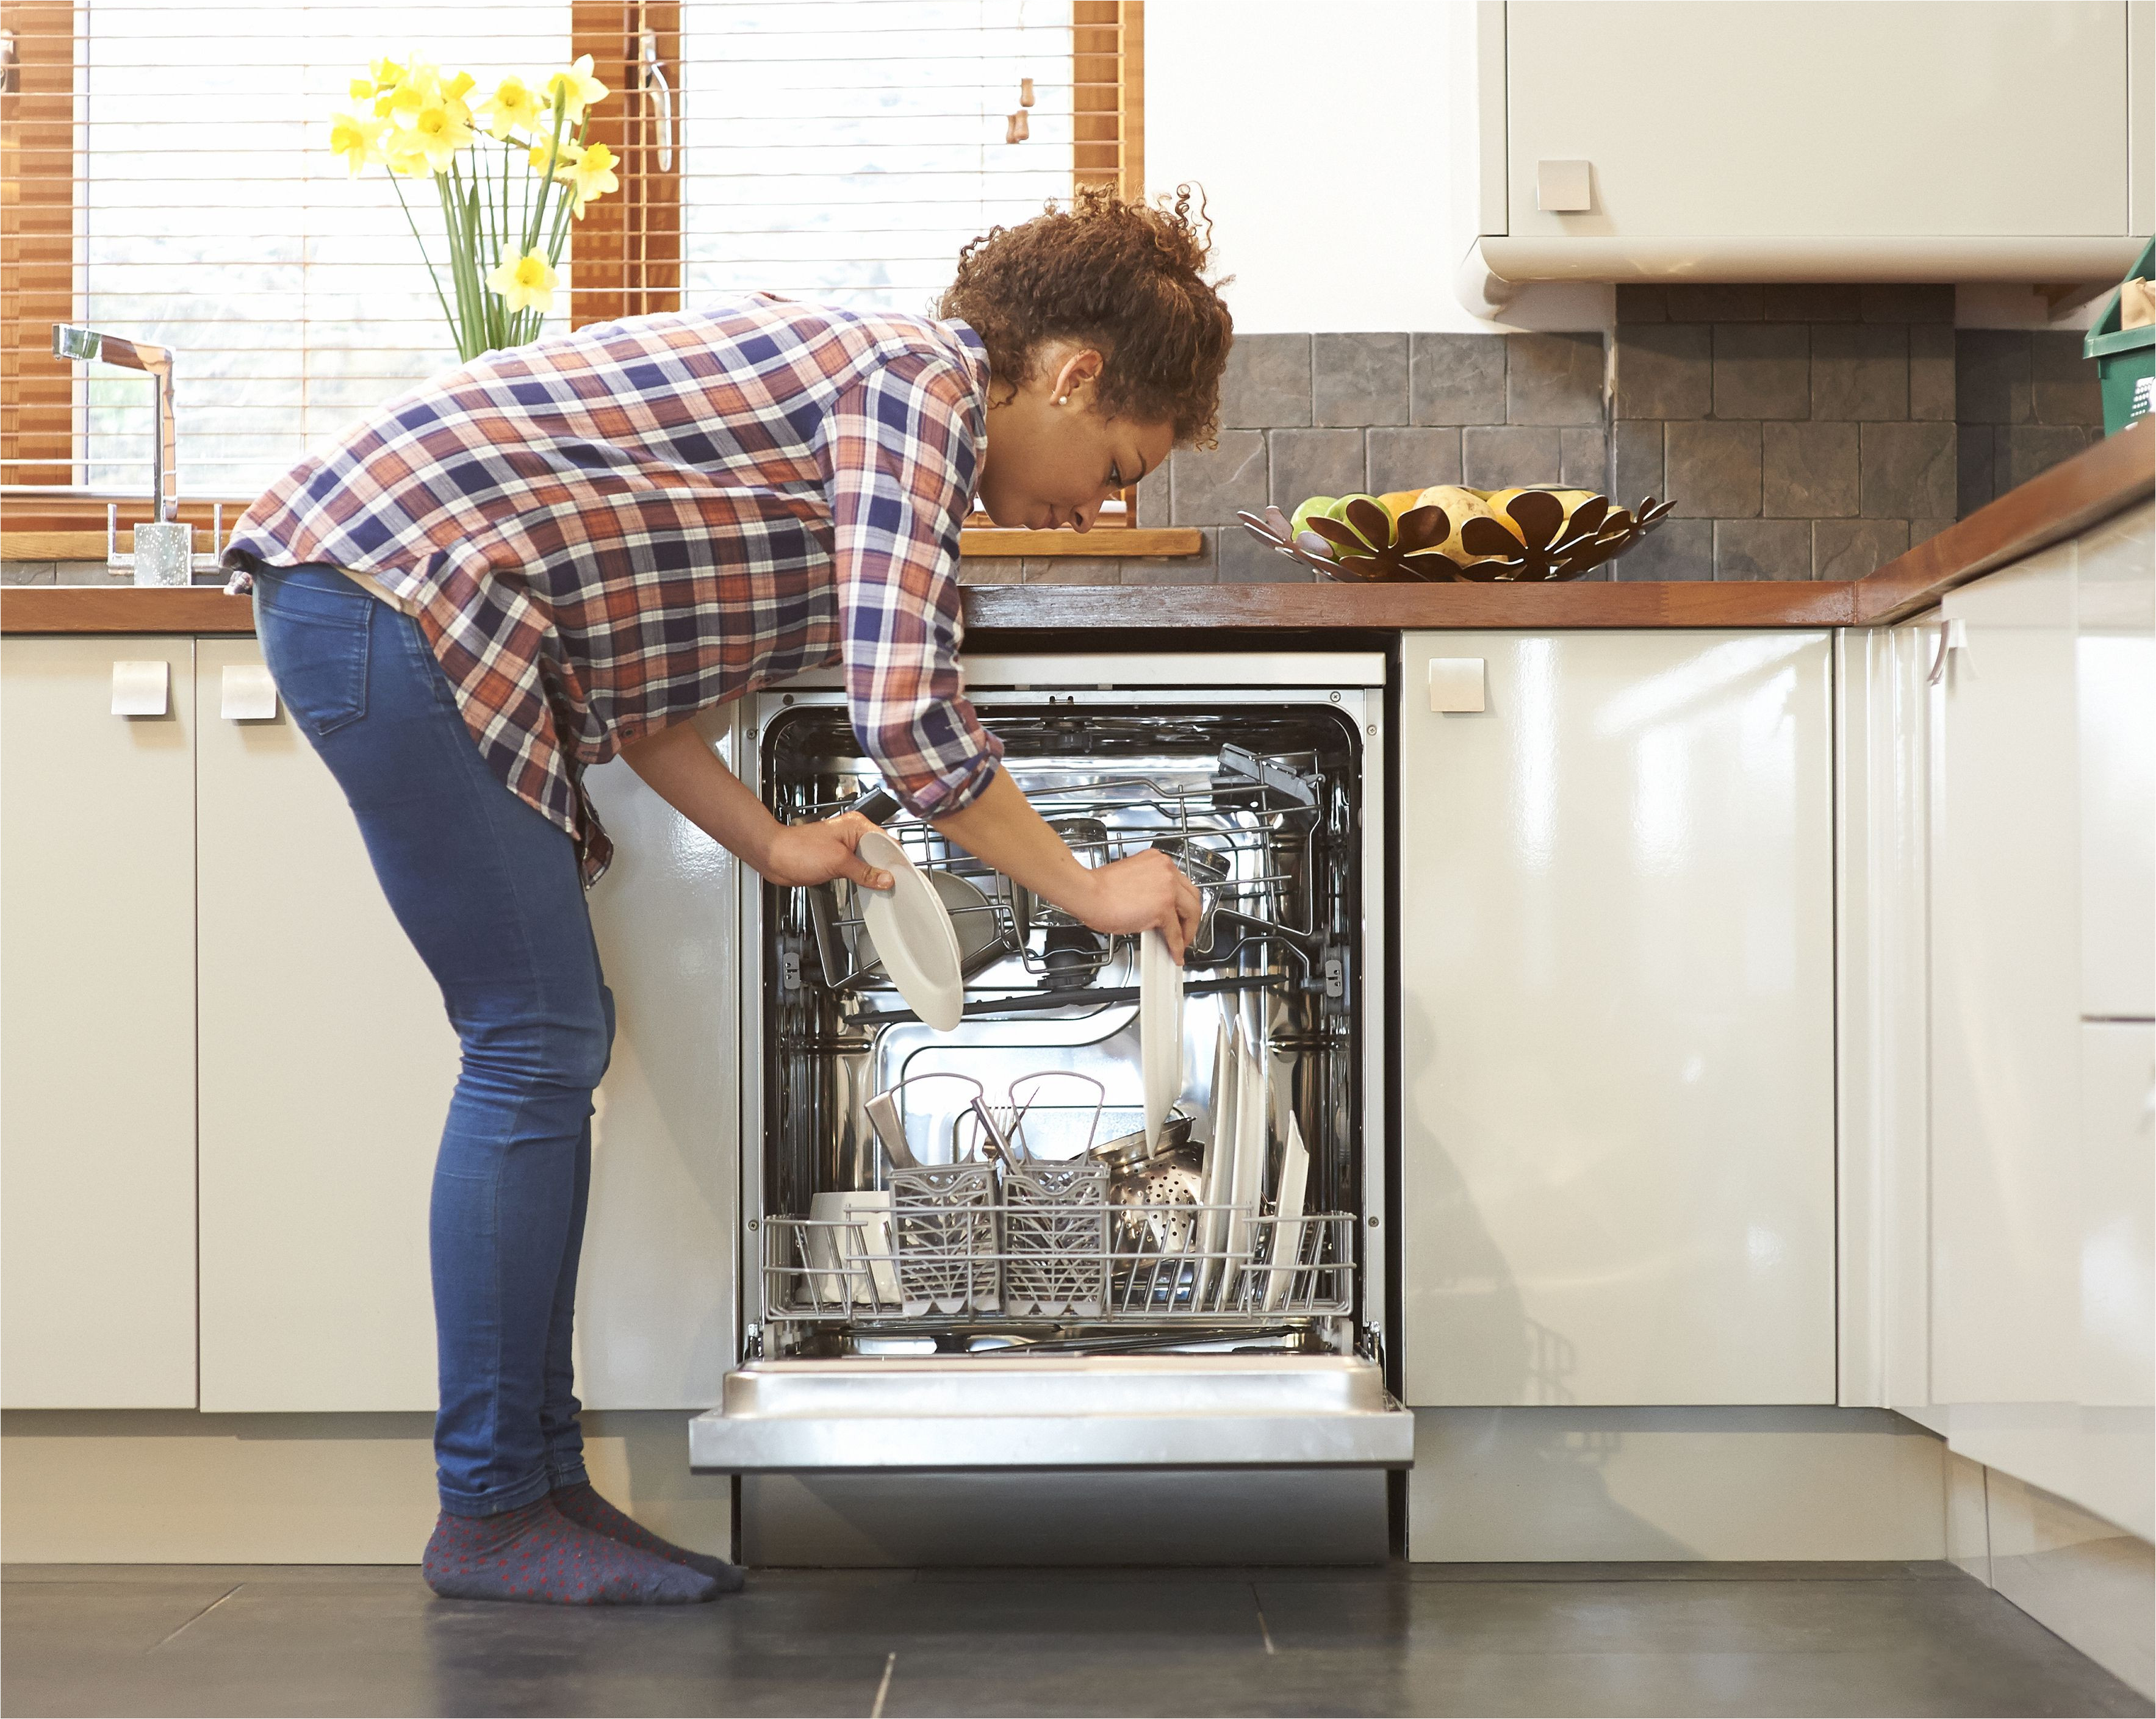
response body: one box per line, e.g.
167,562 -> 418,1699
223,295 -> 1002,883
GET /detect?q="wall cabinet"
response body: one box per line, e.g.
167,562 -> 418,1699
1465,0 -> 2152,297
2,634 -> 739,1416
1397,631 -> 1838,1407
1,637 -> 198,1408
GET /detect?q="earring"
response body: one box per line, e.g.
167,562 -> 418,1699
1056,394 -> 1070,405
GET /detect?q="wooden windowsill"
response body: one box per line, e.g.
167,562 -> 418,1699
0,526 -> 1207,563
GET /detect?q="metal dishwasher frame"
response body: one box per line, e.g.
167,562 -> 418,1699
691,651 -> 1409,1476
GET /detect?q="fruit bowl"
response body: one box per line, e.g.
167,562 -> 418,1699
1236,484 -> 1675,583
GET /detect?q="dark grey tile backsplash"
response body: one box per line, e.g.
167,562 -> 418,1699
958,296 -> 2106,586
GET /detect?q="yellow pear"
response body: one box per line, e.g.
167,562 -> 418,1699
1411,486 -> 1501,562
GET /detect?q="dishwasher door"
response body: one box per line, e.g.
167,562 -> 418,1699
688,1353 -> 1412,1472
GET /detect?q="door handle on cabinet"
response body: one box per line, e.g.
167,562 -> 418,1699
1927,618 -> 1967,687
111,660 -> 169,717
220,663 -> 279,721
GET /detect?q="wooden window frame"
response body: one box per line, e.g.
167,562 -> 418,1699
2,1 -> 1193,559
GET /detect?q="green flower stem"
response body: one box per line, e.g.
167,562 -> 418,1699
442,164 -> 486,359
524,90 -> 567,255
387,168 -> 460,351
497,137 -> 512,281
432,169 -> 470,357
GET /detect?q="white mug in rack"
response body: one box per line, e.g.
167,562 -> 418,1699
807,1190 -> 897,1307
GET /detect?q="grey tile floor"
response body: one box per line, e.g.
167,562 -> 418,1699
4,1561 -> 2149,1718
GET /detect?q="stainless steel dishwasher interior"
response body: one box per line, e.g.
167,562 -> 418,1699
749,691 -> 1372,1362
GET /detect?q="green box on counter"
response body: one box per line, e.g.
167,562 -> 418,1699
2085,236 -> 2155,436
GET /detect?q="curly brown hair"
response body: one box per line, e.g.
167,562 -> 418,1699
937,184 -> 1234,448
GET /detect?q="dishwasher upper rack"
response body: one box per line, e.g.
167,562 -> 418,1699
799,769 -> 1328,996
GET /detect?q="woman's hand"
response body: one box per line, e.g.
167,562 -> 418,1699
1069,847 -> 1204,963
761,811 -> 895,891
617,722 -> 894,890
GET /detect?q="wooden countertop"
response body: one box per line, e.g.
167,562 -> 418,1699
7,417 -> 2146,639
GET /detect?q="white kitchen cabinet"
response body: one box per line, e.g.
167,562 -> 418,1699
575,714 -> 742,1411
1928,549 -> 2083,1410
2079,1022 -> 2155,1415
1,636 -> 198,1409
1463,1 -> 2149,298
193,638 -> 741,1413
1398,631 -> 1837,1407
1889,503 -> 2154,1539
1834,615 -> 1937,1412
195,637 -> 458,1412
2076,503 -> 2155,1023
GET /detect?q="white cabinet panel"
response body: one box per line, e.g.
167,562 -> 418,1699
1,637 -> 198,1408
2077,503 -> 2155,1022
1834,619 -> 1936,1411
577,709 -> 741,1410
196,642 -> 742,1413
195,638 -> 456,1412
1505,2 -> 2129,242
1399,631 -> 1836,1407
1930,551 -> 2082,1408
2080,1022 -> 2155,1412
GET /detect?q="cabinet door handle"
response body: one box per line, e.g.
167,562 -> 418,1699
1429,657 -> 1487,713
220,663 -> 279,721
111,659 -> 169,717
1927,618 -> 1967,687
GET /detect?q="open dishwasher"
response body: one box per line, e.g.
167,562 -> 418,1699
690,653 -> 1410,1562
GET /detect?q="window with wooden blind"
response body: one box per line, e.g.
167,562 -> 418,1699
0,0 -> 1144,538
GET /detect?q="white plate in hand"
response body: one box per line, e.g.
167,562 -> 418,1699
1140,928 -> 1185,1149
854,830 -> 965,1032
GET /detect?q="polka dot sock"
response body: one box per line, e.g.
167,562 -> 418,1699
422,1498 -> 721,1606
550,1480 -> 747,1592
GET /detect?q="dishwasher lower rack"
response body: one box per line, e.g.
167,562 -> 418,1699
761,1191 -> 1357,1326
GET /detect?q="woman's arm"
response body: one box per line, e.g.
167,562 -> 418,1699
619,723 -> 1201,958
617,720 -> 893,891
929,769 -> 1202,959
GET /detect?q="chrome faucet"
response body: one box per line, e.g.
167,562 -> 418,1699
49,324 -> 221,586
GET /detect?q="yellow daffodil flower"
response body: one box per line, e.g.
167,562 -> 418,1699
407,102 -> 472,171
440,70 -> 476,126
386,82 -> 429,128
380,127 -> 437,178
367,55 -> 406,90
543,53 -> 608,125
564,140 -> 618,214
349,76 -> 376,102
479,75 -> 545,142
486,249 -> 558,314
528,135 -> 580,178
328,111 -> 387,176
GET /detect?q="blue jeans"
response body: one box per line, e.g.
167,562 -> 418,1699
250,562 -> 610,1516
